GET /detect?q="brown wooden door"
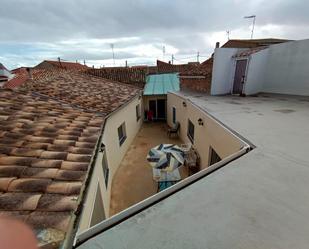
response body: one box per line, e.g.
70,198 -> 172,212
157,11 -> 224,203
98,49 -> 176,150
233,59 -> 247,94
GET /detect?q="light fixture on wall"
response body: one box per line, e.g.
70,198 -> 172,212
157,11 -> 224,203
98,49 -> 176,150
100,143 -> 106,152
198,118 -> 204,126
182,101 -> 187,107
138,93 -> 142,100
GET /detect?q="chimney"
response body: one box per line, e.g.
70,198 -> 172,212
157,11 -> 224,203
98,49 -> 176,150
215,42 -> 220,48
26,68 -> 33,79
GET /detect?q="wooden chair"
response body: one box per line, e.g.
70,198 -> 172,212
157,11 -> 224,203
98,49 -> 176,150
185,147 -> 200,176
167,122 -> 180,138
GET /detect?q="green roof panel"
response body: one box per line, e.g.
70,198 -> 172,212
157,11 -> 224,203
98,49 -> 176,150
143,73 -> 180,95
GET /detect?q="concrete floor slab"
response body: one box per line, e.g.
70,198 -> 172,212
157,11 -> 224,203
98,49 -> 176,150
109,122 -> 186,216
78,92 -> 309,249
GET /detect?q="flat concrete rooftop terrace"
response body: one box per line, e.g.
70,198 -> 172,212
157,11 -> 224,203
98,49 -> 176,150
78,92 -> 309,249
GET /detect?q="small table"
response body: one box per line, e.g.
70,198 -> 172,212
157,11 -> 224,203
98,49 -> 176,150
152,168 -> 181,192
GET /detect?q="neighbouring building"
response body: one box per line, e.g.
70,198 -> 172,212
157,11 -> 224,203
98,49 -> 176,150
34,60 -> 88,70
179,57 -> 213,93
0,63 -> 14,87
143,73 -> 180,120
85,67 -> 147,87
210,38 -> 309,96
0,69 -> 143,248
156,57 -> 214,94
221,38 -> 291,48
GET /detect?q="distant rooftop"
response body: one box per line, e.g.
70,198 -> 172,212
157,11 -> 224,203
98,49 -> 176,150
77,91 -> 309,249
143,73 -> 180,95
221,38 -> 292,48
21,70 -> 141,114
34,60 -> 88,70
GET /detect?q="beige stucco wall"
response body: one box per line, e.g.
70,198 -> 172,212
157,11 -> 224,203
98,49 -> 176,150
167,93 -> 244,168
78,95 -> 143,232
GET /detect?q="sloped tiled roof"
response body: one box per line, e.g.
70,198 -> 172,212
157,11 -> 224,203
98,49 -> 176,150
0,89 -> 105,248
36,60 -> 88,70
179,57 -> 213,76
232,46 -> 268,58
221,38 -> 291,48
4,68 -> 66,89
156,60 -> 211,76
21,70 -> 141,114
0,69 -> 141,247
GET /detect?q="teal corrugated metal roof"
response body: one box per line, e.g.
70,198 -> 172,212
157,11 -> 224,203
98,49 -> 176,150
143,73 -> 180,95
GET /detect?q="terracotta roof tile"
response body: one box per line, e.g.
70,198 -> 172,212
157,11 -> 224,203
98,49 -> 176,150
31,159 -> 62,168
66,153 -> 91,162
52,139 -> 76,146
55,170 -> 85,181
24,143 -> 50,150
40,151 -> 68,160
0,177 -> 17,191
0,166 -> 27,177
0,210 -> 31,222
8,178 -> 52,192
10,148 -> 44,157
21,168 -> 58,179
0,193 -> 41,211
27,211 -> 71,232
37,194 -> 78,212
75,141 -> 96,148
0,156 -> 35,166
46,181 -> 82,195
60,161 -> 89,171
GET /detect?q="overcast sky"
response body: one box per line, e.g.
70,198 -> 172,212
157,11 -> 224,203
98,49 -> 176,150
1,0 -> 309,69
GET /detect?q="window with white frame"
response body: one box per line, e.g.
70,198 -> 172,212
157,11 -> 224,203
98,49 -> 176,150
102,147 -> 109,187
118,122 -> 127,146
187,119 -> 195,143
136,104 -> 141,121
172,107 -> 176,124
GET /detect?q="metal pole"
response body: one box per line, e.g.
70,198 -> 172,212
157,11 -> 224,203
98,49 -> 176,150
110,44 -> 115,65
251,16 -> 256,39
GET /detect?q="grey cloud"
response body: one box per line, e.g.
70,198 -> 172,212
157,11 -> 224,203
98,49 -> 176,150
2,0 -> 308,42
1,0 -> 309,68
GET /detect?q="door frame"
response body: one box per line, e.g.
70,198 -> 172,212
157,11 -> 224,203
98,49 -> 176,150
231,58 -> 249,95
148,98 -> 167,120
156,99 -> 167,120
148,100 -> 157,119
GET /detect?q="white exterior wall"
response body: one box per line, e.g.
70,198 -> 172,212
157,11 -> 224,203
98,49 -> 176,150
212,39 -> 309,96
211,48 -> 240,95
243,39 -> 309,95
262,39 -> 309,95
78,95 -> 143,232
243,49 -> 268,95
